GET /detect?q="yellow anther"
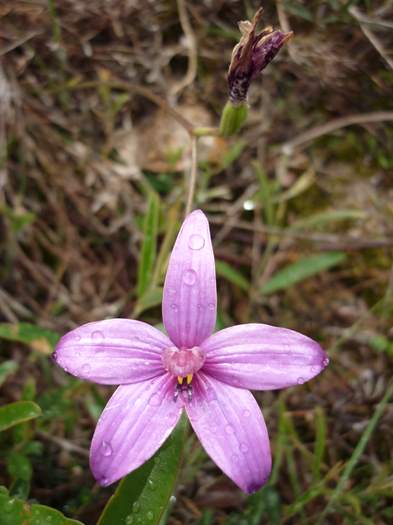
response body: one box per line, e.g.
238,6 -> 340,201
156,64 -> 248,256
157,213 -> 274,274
177,376 -> 184,385
186,374 -> 193,385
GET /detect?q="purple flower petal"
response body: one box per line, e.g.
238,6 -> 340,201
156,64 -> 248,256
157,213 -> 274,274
202,324 -> 329,390
185,372 -> 271,494
54,319 -> 171,384
90,373 -> 182,486
162,210 -> 217,349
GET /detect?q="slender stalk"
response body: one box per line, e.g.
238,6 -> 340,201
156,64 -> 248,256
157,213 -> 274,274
316,381 -> 393,524
185,136 -> 198,216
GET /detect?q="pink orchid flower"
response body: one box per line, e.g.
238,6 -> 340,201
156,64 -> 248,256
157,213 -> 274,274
53,210 -> 329,493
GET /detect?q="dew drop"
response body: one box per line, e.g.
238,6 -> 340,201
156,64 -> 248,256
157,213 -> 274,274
207,302 -> 215,311
322,357 -> 330,367
297,377 -> 305,385
132,501 -> 140,513
100,476 -> 109,486
92,330 -> 104,342
169,495 -> 177,505
147,479 -> 156,490
170,303 -> 179,312
243,409 -> 251,418
225,424 -> 235,435
188,234 -> 205,250
205,387 -> 217,402
101,440 -> 113,457
240,442 -> 249,453
147,511 -> 154,520
168,287 -> 176,295
81,363 -> 91,375
231,453 -> 240,463
74,334 -> 81,342
148,393 -> 162,407
126,516 -> 134,525
166,412 -> 178,425
183,269 -> 197,286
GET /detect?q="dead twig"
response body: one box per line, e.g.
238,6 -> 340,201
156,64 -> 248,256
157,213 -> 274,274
171,0 -> 198,98
280,111 -> 393,154
349,6 -> 393,71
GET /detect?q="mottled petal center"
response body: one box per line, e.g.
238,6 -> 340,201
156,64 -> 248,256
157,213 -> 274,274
162,346 -> 205,377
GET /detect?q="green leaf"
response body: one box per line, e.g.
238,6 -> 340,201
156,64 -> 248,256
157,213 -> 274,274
216,260 -> 250,292
134,287 -> 163,317
137,192 -> 160,297
291,209 -> 365,231
98,415 -> 188,525
0,486 -> 84,525
7,452 -> 32,482
261,252 -> 347,295
0,323 -> 59,354
0,360 -> 18,387
0,401 -> 42,432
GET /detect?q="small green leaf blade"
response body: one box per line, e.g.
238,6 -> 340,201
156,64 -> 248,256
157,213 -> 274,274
0,322 -> 59,354
0,401 -> 42,432
137,191 -> 160,298
0,486 -> 84,524
261,252 -> 347,295
97,415 -> 187,525
216,260 -> 250,292
0,360 -> 18,387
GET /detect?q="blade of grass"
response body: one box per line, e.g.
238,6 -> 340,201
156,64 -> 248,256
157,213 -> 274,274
317,381 -> 393,524
137,191 -> 160,298
216,260 -> 250,292
261,252 -> 347,295
312,406 -> 327,482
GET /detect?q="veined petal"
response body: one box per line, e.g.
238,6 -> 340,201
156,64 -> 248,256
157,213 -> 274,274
186,373 -> 271,493
54,319 -> 170,385
162,210 -> 216,348
202,323 -> 329,390
90,374 -> 182,486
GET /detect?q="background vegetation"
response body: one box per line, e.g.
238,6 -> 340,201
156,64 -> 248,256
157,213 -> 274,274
1,1 -> 392,524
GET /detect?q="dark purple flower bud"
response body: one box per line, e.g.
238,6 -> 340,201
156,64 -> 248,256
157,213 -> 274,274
227,8 -> 293,104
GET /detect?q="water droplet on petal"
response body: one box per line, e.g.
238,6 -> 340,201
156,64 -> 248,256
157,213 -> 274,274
240,442 -> 249,453
168,287 -> 176,295
208,302 -> 215,311
188,234 -> 205,250
322,357 -> 329,367
92,330 -> 104,342
231,453 -> 240,463
100,476 -> 109,486
205,387 -> 217,402
147,511 -> 154,520
74,334 -> 81,342
101,440 -> 113,457
225,424 -> 235,435
148,393 -> 162,407
81,363 -> 91,375
170,303 -> 178,312
183,269 -> 197,286
243,409 -> 251,418
297,377 -> 305,385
